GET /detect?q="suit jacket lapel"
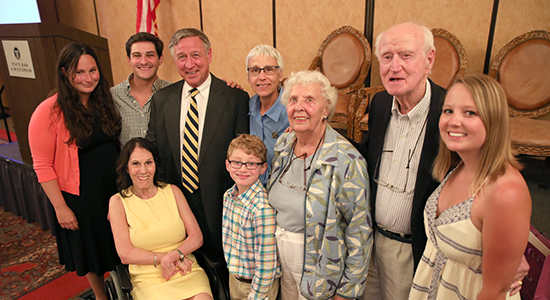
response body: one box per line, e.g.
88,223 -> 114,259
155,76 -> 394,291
412,79 -> 444,214
369,92 -> 393,208
164,81 -> 185,171
373,95 -> 392,162
199,75 -> 227,166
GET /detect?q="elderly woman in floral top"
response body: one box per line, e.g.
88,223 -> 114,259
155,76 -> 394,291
267,70 -> 373,300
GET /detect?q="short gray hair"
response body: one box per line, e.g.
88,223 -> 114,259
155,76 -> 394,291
169,28 -> 211,58
246,44 -> 284,72
281,70 -> 338,119
374,22 -> 434,60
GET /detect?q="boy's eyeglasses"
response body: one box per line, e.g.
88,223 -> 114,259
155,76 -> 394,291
228,160 -> 265,170
247,66 -> 279,76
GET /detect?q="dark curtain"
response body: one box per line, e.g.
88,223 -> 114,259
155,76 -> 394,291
0,156 -> 57,235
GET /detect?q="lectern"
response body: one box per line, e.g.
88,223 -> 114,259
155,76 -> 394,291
0,22 -> 112,164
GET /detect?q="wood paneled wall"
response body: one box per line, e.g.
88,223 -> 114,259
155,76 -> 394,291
52,0 -> 550,96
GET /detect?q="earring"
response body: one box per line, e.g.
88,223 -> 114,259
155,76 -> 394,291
323,116 -> 328,121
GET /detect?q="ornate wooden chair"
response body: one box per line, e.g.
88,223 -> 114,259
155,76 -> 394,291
352,85 -> 385,143
309,25 -> 371,139
351,28 -> 467,143
489,30 -> 550,164
430,28 -> 468,89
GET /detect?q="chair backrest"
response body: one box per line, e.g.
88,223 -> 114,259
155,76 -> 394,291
489,30 -> 550,118
430,28 -> 467,89
309,26 -> 371,94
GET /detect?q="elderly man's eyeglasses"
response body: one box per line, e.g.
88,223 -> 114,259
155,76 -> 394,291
247,66 -> 279,76
373,150 -> 409,193
228,160 -> 265,170
374,117 -> 428,193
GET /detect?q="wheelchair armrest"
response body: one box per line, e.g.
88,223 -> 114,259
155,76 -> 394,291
116,264 -> 133,292
199,251 -> 223,269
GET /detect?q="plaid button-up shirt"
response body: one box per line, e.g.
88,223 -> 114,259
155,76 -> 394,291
111,74 -> 171,145
222,180 -> 281,300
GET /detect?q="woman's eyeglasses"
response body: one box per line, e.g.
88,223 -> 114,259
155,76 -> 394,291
247,66 -> 279,76
227,160 -> 265,170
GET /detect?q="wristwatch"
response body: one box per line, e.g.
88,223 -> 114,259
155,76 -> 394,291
176,249 -> 185,262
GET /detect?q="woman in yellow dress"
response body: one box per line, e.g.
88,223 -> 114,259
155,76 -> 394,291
109,137 -> 212,300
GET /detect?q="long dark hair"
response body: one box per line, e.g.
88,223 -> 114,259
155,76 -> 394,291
116,138 -> 166,198
55,42 -> 120,146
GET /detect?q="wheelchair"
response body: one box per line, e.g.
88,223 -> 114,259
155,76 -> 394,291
105,251 -> 230,300
104,264 -> 132,300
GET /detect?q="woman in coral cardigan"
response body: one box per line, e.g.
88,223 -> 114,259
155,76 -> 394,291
28,43 -> 121,300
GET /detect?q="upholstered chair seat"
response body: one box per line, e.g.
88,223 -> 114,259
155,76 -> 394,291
321,32 -> 365,89
429,28 -> 467,89
497,38 -> 550,115
509,117 -> 550,156
489,30 -> 550,166
309,26 -> 371,138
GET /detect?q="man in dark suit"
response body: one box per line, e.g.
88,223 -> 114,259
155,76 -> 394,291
146,28 -> 248,286
360,22 -> 528,300
359,22 -> 442,300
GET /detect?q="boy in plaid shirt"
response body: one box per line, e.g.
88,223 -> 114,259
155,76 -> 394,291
222,134 -> 280,300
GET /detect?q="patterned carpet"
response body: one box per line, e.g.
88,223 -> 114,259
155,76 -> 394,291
0,207 -> 67,299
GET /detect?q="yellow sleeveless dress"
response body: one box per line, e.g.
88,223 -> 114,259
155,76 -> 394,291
120,185 -> 212,300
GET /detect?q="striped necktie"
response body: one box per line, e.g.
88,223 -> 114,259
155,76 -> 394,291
181,88 -> 199,193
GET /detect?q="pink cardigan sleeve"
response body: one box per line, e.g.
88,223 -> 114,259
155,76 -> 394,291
29,96 -> 59,183
28,95 -> 80,195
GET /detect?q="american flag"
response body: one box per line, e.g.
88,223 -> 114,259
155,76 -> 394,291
136,0 -> 160,36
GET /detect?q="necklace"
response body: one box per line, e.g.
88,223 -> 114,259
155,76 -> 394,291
278,131 -> 325,192
292,130 -> 325,171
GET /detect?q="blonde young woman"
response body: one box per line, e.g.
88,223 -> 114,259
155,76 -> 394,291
409,74 -> 531,300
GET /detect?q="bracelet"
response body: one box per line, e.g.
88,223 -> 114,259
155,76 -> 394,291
176,249 -> 185,262
153,252 -> 157,268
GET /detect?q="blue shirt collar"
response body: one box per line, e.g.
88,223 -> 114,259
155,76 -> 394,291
249,88 -> 285,122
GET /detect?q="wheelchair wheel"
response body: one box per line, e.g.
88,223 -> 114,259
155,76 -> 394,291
104,278 -> 117,300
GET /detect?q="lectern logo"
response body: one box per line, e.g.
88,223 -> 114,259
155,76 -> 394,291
13,47 -> 21,60
2,40 -> 36,79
